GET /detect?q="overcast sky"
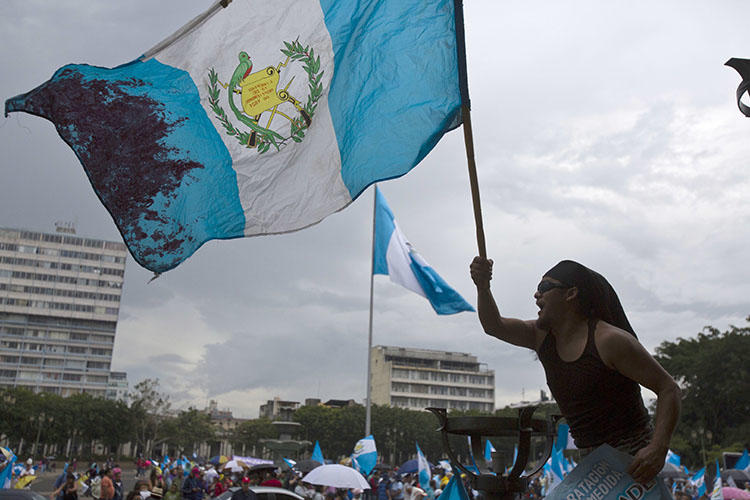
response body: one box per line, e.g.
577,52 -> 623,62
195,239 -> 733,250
1,1 -> 749,420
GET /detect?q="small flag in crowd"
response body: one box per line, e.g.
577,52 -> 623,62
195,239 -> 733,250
690,467 -> 707,498
351,435 -> 377,476
5,0 -> 464,274
283,458 -> 296,470
311,441 -> 325,465
735,449 -> 750,471
416,442 -> 432,495
484,440 -> 495,463
373,187 -> 474,315
665,450 -> 681,467
436,472 -> 470,500
0,447 -> 16,488
710,461 -> 724,500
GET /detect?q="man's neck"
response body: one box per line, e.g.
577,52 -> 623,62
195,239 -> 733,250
550,311 -> 588,341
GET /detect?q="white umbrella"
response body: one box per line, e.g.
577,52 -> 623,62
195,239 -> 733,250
302,464 -> 370,489
222,460 -> 245,473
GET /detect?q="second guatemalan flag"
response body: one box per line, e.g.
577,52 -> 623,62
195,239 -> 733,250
374,187 -> 473,315
5,0 -> 464,273
351,435 -> 377,476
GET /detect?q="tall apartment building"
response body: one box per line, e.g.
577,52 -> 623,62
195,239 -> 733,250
370,345 -> 495,412
0,227 -> 127,398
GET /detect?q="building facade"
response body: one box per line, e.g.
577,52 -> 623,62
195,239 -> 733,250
259,396 -> 301,421
370,345 -> 495,412
0,227 -> 127,398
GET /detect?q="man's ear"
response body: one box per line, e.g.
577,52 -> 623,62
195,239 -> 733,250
565,286 -> 579,302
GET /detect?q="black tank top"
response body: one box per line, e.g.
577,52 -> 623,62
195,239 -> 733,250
537,319 -> 650,448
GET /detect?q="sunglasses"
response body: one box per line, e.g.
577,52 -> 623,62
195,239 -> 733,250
536,281 -> 569,294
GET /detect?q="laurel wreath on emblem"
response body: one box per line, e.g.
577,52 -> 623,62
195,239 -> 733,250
207,39 -> 323,154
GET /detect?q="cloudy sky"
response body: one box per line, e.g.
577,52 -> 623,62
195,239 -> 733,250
1,1 -> 748,419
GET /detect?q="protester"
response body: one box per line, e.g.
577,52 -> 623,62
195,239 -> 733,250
231,477 -> 258,500
470,257 -> 681,484
182,467 -> 204,500
260,470 -> 282,488
100,469 -> 115,500
163,483 -> 181,500
52,473 -> 79,500
113,468 -> 124,500
389,474 -> 404,500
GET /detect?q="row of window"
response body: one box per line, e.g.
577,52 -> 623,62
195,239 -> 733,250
0,283 -> 120,302
0,241 -> 126,263
0,297 -> 118,315
0,313 -> 117,332
0,369 -> 109,384
391,382 -> 493,399
0,255 -> 124,276
0,325 -> 114,343
0,229 -> 125,251
390,396 -> 494,412
0,269 -> 122,288
0,340 -> 112,357
391,368 -> 493,385
0,355 -> 110,369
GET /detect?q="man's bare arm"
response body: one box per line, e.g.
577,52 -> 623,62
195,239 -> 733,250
472,257 -> 544,350
597,325 -> 681,484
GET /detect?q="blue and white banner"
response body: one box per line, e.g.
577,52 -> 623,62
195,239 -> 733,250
352,436 -> 377,476
416,442 -> 432,495
5,0 -> 463,274
373,187 -> 474,315
0,447 -> 16,489
546,445 -> 671,500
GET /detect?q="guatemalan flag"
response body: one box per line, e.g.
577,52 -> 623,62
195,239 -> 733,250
690,467 -> 707,498
5,0 -> 464,274
351,435 -> 377,476
416,442 -> 432,495
374,187 -> 474,314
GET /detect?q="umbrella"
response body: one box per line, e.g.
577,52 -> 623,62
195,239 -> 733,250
658,462 -> 688,479
209,455 -> 230,466
398,459 -> 433,474
222,460 -> 246,473
724,469 -> 750,484
373,463 -> 392,471
302,464 -> 370,489
296,459 -> 323,474
722,487 -> 750,500
249,463 -> 278,473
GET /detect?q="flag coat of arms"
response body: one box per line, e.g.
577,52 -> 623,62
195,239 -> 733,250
5,0 -> 463,273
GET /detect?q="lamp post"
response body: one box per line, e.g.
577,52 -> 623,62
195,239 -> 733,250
690,428 -> 712,466
30,412 -> 54,457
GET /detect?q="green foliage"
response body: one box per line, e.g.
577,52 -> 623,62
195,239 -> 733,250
161,408 -> 215,453
654,318 -> 750,468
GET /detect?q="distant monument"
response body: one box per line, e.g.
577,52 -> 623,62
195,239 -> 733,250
260,421 -> 311,463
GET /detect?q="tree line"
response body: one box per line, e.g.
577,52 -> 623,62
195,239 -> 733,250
1,319 -> 746,470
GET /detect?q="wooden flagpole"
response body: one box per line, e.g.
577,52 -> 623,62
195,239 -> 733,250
461,104 -> 486,258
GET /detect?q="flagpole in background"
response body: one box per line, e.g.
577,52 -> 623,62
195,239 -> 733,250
365,185 -> 377,436
454,0 -> 487,259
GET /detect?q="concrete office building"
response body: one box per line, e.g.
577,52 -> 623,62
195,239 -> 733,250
0,226 -> 127,398
370,345 -> 495,412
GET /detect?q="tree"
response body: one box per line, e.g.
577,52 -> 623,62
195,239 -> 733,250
654,318 -> 750,467
161,408 -> 215,454
129,378 -> 171,456
232,418 -> 277,456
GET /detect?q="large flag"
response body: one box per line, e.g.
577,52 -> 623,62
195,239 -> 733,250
373,187 -> 474,314
710,461 -> 724,500
690,467 -> 707,498
351,435 -> 377,476
311,441 -> 325,465
416,442 -> 432,495
5,0 -> 465,274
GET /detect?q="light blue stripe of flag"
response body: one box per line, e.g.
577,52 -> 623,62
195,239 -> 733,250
665,450 -> 680,467
373,187 -> 474,315
312,441 -> 325,465
691,467 -> 706,497
352,435 -> 377,476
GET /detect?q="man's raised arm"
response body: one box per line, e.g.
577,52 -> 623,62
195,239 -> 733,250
470,256 -> 542,350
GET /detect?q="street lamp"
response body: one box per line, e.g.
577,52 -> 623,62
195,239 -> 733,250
691,428 -> 713,466
30,412 -> 54,457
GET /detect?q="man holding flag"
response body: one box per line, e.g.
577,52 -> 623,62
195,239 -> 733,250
470,258 -> 681,484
